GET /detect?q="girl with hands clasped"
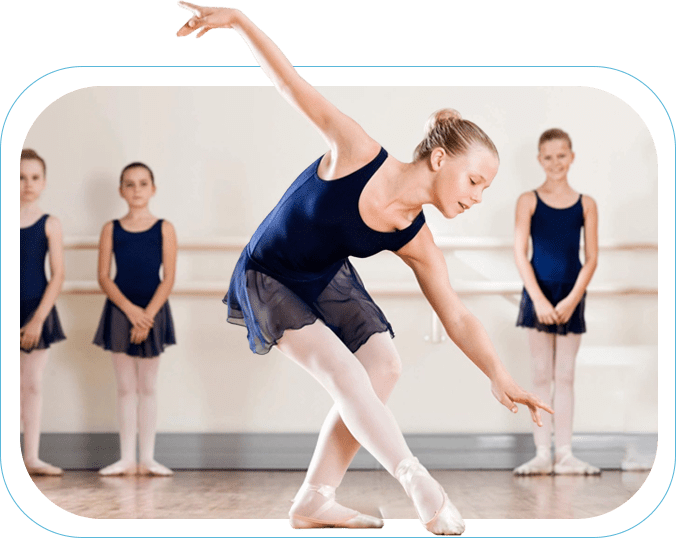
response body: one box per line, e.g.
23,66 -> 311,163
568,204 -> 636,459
93,162 -> 177,476
178,3 -> 551,534
514,129 -> 600,475
20,149 -> 66,476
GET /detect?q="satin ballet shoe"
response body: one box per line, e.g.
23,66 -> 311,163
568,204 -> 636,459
553,449 -> 600,475
25,461 -> 64,476
137,461 -> 174,476
98,461 -> 138,476
289,483 -> 384,529
513,449 -> 553,476
395,457 -> 465,536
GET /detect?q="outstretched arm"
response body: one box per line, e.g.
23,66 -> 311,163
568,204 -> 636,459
177,2 -> 378,170
396,225 -> 554,425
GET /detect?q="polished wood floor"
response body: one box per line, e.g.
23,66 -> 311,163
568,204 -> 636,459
31,469 -> 648,520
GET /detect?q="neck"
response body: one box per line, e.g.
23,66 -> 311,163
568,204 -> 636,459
20,200 -> 40,214
542,175 -> 571,189
387,159 -> 435,213
124,205 -> 153,219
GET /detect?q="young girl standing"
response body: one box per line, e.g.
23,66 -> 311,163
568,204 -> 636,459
93,162 -> 177,476
514,129 -> 600,475
20,149 -> 67,476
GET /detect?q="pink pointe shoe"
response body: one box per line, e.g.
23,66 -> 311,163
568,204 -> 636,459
395,457 -> 465,535
289,483 -> 384,529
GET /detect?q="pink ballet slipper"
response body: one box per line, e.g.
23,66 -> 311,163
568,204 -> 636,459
137,461 -> 174,476
289,483 -> 383,529
395,457 -> 465,535
25,461 -> 64,476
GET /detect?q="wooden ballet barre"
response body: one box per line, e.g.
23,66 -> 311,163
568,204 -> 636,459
63,237 -> 658,252
61,281 -> 658,297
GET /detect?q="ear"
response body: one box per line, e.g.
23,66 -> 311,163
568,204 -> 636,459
570,151 -> 576,163
429,147 -> 446,171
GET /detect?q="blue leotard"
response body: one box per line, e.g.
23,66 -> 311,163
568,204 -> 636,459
20,214 -> 66,350
93,219 -> 176,358
226,147 -> 426,354
517,191 -> 586,334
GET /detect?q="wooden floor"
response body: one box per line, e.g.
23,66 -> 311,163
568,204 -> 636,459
32,469 -> 648,520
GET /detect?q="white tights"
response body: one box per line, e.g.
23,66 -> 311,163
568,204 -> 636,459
20,349 -> 51,467
277,322 -> 447,524
99,353 -> 170,475
515,330 -> 599,475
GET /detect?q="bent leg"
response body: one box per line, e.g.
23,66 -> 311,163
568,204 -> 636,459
278,321 -> 462,532
291,332 -> 401,526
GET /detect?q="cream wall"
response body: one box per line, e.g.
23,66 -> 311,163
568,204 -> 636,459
23,86 -> 657,434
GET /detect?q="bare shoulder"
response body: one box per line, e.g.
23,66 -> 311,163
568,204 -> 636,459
581,194 -> 597,212
516,191 -> 537,214
394,224 -> 438,266
161,220 -> 177,236
320,138 -> 382,180
44,215 -> 63,235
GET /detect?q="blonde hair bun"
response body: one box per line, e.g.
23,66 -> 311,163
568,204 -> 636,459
413,107 -> 497,162
424,108 -> 462,136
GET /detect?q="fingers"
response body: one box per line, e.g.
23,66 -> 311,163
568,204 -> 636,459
196,26 -> 211,38
529,405 -> 543,427
177,17 -> 203,37
177,1 -> 203,16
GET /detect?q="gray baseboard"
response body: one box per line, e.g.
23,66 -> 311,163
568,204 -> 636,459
22,432 -> 657,471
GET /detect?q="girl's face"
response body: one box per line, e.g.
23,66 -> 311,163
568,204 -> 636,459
538,138 -> 575,181
20,159 -> 47,204
433,145 -> 498,219
119,166 -> 155,208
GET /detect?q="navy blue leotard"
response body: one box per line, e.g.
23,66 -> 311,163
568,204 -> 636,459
20,214 -> 66,351
516,191 -> 586,334
226,147 -> 426,354
93,219 -> 176,358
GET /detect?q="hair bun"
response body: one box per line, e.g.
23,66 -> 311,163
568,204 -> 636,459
424,108 -> 462,135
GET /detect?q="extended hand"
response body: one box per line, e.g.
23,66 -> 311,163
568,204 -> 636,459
490,371 -> 554,427
177,2 -> 240,37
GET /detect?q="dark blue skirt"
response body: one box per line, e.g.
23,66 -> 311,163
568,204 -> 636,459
225,252 -> 393,355
516,279 -> 586,335
93,300 -> 176,358
20,297 -> 66,352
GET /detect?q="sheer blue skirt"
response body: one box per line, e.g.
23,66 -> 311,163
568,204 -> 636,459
516,278 -> 586,335
225,252 -> 394,355
20,297 -> 66,352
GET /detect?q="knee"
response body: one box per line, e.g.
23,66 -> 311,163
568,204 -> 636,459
137,382 -> 156,398
116,381 -> 136,399
21,378 -> 42,397
555,368 -> 575,389
369,354 -> 402,388
532,362 -> 552,388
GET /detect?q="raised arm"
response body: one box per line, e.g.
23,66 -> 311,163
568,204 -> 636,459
177,2 -> 378,170
395,225 -> 553,424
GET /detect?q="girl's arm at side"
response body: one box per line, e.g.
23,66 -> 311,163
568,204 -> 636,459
514,192 -> 544,302
26,216 -> 65,325
514,192 -> 560,325
144,221 -> 177,319
555,196 -> 599,322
